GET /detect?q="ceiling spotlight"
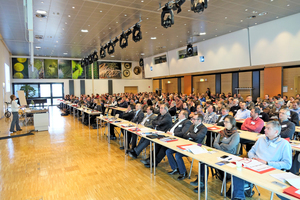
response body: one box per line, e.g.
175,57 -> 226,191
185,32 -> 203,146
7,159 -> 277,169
186,43 -> 193,56
113,37 -> 119,45
119,31 -> 128,49
100,46 -> 106,59
92,50 -> 98,61
161,3 -> 174,28
191,0 -> 208,13
126,28 -> 132,37
80,58 -> 85,66
107,40 -> 115,54
172,0 -> 186,14
132,23 -> 142,42
88,54 -> 93,64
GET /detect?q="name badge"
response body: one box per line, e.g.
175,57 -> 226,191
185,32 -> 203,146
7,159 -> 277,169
178,125 -> 182,127
195,129 -> 198,132
147,119 -> 150,121
282,124 -> 287,128
270,143 -> 277,148
259,115 -> 262,117
251,121 -> 255,125
209,116 -> 212,118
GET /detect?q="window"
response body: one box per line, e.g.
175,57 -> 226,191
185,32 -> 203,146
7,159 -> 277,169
178,46 -> 198,59
154,55 -> 167,65
13,83 -> 64,106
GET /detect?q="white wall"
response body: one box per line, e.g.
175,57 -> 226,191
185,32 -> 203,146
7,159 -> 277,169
85,79 -> 108,95
144,53 -> 170,78
0,40 -> 11,118
112,79 -> 153,93
250,13 -> 300,66
144,13 -> 300,78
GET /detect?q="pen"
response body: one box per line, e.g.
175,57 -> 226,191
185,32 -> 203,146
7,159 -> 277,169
228,158 -> 232,160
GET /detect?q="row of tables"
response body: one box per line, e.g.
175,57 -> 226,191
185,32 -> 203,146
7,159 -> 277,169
59,101 -> 299,200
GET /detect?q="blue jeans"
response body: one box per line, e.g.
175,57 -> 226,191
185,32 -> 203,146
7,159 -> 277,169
232,176 -> 289,200
166,149 -> 187,174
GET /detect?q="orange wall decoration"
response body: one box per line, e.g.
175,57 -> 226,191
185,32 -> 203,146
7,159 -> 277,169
264,67 -> 282,97
183,75 -> 192,95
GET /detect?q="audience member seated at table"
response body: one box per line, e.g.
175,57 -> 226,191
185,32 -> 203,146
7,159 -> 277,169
215,106 -> 230,127
110,104 -> 135,140
230,99 -> 240,116
258,106 -> 270,122
142,111 -> 192,169
255,97 -> 263,108
278,107 -> 295,140
213,116 -> 240,154
203,105 -> 218,124
215,101 -> 225,115
182,102 -> 191,115
127,106 -> 157,157
142,104 -> 172,167
189,105 -> 204,118
269,99 -> 285,119
237,93 -> 244,103
262,99 -> 270,110
166,113 -> 204,180
234,102 -> 251,120
91,99 -> 103,128
188,100 -> 196,113
115,97 -> 128,118
175,96 -> 183,110
245,95 -> 255,110
239,107 -> 265,153
231,121 -> 292,200
291,100 -> 300,119
168,101 -> 177,116
124,103 -> 144,151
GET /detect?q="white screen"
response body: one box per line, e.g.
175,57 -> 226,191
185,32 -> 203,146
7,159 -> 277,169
4,63 -> 10,92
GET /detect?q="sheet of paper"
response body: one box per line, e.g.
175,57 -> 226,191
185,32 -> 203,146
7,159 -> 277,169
286,178 -> 300,189
270,172 -> 298,183
185,145 -> 208,154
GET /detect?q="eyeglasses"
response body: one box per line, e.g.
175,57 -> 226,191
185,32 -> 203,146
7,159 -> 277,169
224,121 -> 230,124
191,118 -> 198,121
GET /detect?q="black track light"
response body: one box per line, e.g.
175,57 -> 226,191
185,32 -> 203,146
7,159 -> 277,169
186,43 -> 193,56
113,37 -> 119,45
119,31 -> 128,49
132,23 -> 142,42
107,41 -> 115,54
100,46 -> 106,59
161,3 -> 174,28
92,50 -> 98,61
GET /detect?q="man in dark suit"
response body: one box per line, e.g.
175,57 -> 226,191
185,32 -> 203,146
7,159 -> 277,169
142,104 -> 173,167
126,103 -> 145,151
167,113 -> 207,180
127,106 -> 157,157
229,99 -> 240,116
116,97 -> 128,118
140,110 -> 192,167
168,101 -> 177,116
279,107 -> 296,140
110,104 -> 135,140
215,106 -> 230,127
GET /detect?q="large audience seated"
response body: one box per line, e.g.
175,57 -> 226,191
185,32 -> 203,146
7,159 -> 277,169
59,91 -> 300,198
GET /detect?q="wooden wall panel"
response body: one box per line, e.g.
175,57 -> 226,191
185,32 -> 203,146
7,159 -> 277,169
239,72 -> 252,99
221,73 -> 232,94
264,67 -> 282,97
124,86 -> 138,94
283,67 -> 300,97
162,78 -> 178,94
183,75 -> 191,95
181,77 -> 185,95
260,70 -> 264,98
153,80 -> 160,93
193,75 -> 216,96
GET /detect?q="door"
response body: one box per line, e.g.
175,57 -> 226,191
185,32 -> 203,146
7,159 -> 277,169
124,86 -> 138,94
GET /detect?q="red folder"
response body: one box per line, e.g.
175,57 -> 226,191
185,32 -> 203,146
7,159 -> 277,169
283,186 -> 300,199
207,126 -> 221,131
244,166 -> 275,174
177,144 -> 193,150
128,128 -> 141,132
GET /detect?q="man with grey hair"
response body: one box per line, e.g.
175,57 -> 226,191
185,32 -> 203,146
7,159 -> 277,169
230,99 -> 240,116
269,99 -> 284,119
231,120 -> 292,200
278,107 -> 295,140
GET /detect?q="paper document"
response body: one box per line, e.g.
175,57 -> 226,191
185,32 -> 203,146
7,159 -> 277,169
185,145 -> 208,154
270,172 -> 300,189
286,178 -> 300,189
241,159 -> 273,172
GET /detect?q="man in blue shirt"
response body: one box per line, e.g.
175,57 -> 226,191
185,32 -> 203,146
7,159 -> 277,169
231,121 -> 292,200
234,103 -> 250,119
291,100 -> 300,119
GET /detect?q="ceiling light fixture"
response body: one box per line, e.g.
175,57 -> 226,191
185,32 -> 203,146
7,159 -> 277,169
119,31 -> 129,49
35,46 -> 41,49
100,46 -> 106,59
186,43 -> 193,56
258,12 -> 268,16
151,37 -> 156,39
92,50 -> 98,61
36,10 -> 47,14
161,3 -> 174,28
132,23 -> 142,42
81,29 -> 88,32
107,40 -> 115,54
199,32 -> 206,35
191,0 -> 208,13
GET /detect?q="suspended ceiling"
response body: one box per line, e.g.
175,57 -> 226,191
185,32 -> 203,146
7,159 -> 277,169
1,0 -> 300,61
